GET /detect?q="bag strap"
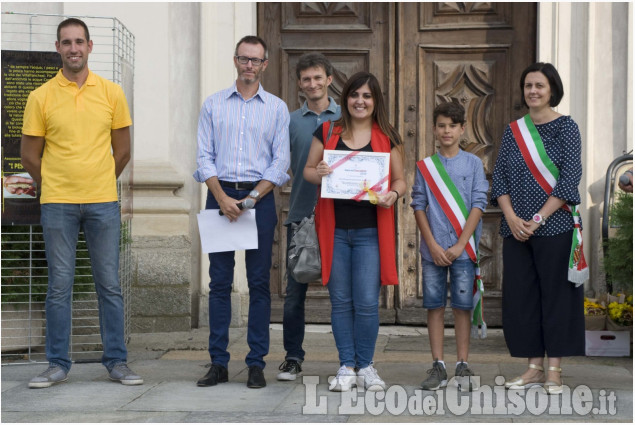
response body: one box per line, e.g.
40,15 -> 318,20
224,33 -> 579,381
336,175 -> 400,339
324,120 -> 334,145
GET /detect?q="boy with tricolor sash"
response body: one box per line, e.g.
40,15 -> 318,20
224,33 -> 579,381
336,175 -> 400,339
411,102 -> 489,392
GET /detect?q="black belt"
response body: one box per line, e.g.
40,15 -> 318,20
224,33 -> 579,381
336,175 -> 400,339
219,180 -> 258,191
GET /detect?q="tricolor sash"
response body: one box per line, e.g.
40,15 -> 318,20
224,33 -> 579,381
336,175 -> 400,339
416,155 -> 487,338
509,114 -> 589,286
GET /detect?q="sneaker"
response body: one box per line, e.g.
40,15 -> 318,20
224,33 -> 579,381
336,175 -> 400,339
453,360 -> 478,392
108,363 -> 144,386
357,363 -> 386,391
28,365 -> 68,389
420,359 -> 448,390
329,365 -> 357,392
277,360 -> 302,381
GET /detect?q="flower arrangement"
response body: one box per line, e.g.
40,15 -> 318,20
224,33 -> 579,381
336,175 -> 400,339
584,297 -> 608,330
607,294 -> 633,327
584,298 -> 606,316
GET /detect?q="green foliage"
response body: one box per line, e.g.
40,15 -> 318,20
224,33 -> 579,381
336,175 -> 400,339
604,193 -> 633,292
1,225 -> 95,304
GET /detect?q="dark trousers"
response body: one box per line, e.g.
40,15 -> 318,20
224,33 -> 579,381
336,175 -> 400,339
502,230 -> 585,358
205,188 -> 277,369
282,223 -> 309,362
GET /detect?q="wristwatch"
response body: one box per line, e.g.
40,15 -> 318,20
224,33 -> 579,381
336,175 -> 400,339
249,190 -> 261,201
532,213 -> 546,226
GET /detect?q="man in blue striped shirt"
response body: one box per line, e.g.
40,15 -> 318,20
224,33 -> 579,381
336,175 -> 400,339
193,35 -> 290,389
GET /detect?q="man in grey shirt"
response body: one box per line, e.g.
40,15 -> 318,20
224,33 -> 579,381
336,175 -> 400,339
277,53 -> 340,381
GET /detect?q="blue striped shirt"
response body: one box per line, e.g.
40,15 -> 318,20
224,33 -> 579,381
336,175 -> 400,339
193,82 -> 290,186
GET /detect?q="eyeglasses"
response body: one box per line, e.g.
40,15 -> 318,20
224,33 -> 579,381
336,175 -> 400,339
235,56 -> 266,66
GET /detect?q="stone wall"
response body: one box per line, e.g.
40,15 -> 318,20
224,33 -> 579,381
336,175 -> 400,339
131,235 -> 191,332
129,162 -> 193,332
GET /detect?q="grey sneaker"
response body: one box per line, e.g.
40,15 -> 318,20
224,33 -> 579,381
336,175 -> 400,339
29,365 -> 68,389
277,359 -> 302,381
108,363 -> 144,386
420,359 -> 447,390
453,360 -> 478,392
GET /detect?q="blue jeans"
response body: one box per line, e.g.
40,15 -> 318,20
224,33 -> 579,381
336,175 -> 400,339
327,227 -> 381,369
41,202 -> 127,373
205,188 -> 277,369
422,259 -> 474,310
282,223 -> 308,362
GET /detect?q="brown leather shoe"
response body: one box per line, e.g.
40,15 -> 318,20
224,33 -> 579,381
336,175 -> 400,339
197,364 -> 228,387
247,365 -> 266,388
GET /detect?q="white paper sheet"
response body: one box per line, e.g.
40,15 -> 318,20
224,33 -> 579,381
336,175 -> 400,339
196,209 -> 258,253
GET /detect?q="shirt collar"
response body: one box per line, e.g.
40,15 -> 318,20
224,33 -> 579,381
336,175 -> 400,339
301,96 -> 338,116
228,82 -> 265,103
55,68 -> 97,87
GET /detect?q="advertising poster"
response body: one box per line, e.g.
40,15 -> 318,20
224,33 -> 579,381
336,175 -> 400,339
1,50 -> 60,225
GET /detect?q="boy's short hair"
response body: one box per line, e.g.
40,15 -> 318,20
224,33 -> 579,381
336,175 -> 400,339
433,102 -> 465,126
296,53 -> 333,79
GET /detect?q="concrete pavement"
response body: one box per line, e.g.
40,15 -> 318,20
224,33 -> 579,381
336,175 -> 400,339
1,325 -> 632,422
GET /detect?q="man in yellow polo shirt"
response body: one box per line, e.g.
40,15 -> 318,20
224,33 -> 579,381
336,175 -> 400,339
21,18 -> 143,388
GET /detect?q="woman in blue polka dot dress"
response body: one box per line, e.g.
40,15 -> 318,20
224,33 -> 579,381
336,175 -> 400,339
491,63 -> 585,395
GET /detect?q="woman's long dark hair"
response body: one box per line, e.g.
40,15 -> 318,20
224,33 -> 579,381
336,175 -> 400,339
335,71 -> 403,151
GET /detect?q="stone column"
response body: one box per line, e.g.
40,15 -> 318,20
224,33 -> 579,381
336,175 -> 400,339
130,163 -> 192,332
197,2 -> 258,328
538,2 -> 632,295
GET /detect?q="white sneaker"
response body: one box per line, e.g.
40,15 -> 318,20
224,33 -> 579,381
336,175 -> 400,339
329,366 -> 357,392
357,363 -> 386,391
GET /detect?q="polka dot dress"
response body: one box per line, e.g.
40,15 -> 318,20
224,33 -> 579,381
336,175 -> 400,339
491,115 -> 583,238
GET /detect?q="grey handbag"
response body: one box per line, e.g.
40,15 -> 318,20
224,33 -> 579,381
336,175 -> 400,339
287,121 -> 334,283
287,212 -> 321,283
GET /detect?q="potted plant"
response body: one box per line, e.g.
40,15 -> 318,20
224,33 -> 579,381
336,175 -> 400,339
603,192 -> 633,293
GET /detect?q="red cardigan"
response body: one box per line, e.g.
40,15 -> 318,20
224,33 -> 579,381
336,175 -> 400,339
315,122 -> 399,286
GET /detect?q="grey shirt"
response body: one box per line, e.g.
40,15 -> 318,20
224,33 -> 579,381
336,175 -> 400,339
285,97 -> 340,225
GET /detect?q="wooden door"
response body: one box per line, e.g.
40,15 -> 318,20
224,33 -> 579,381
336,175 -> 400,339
258,3 -> 397,323
396,3 -> 536,325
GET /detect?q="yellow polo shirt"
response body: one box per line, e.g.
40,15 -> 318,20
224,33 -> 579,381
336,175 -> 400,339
22,69 -> 132,204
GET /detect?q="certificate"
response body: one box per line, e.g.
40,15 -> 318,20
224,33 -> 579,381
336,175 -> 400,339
320,150 -> 390,201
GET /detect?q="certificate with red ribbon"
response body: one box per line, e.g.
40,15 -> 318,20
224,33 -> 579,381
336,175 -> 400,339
320,150 -> 390,203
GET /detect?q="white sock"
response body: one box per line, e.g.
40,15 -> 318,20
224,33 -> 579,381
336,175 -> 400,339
456,361 -> 468,367
436,360 -> 446,369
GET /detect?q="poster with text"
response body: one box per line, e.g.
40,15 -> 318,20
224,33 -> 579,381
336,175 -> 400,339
2,50 -> 60,225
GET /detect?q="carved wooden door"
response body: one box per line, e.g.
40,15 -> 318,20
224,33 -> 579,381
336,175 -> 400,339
258,3 -> 397,323
259,2 -> 536,326
396,3 -> 536,325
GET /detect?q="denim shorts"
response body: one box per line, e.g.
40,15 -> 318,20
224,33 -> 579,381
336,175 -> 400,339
421,259 -> 474,310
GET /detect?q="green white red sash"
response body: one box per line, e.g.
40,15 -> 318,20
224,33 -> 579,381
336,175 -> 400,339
416,155 -> 486,338
509,114 -> 589,286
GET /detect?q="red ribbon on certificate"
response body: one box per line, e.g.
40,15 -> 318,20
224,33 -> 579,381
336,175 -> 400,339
352,175 -> 389,203
329,150 -> 361,171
